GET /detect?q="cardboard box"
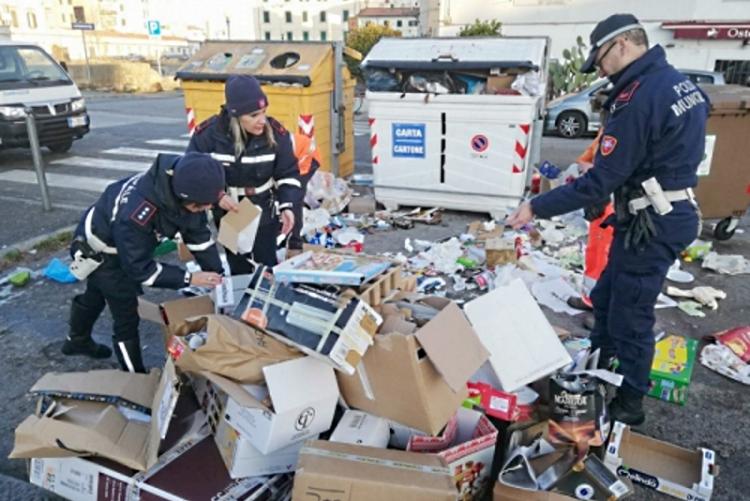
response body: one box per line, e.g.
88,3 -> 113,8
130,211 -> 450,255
207,356 -> 340,454
273,250 -> 392,286
407,408 -> 498,500
237,267 -> 382,375
337,297 -> 489,435
137,294 -> 215,339
217,198 -> 262,255
214,417 -> 306,478
330,410 -> 390,448
292,440 -> 459,501
30,434 -> 291,501
464,279 -> 571,392
165,313 -> 301,384
486,75 -> 515,94
485,238 -> 517,267
648,335 -> 698,405
604,421 -> 717,501
11,360 -> 180,471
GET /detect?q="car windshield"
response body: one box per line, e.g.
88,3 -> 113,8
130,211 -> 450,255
0,45 -> 72,90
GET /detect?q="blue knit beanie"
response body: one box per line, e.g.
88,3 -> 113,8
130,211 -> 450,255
225,75 -> 268,117
172,152 -> 226,204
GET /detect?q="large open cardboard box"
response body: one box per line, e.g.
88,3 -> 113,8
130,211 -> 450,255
337,296 -> 489,435
137,295 -> 215,338
11,360 -> 180,471
206,356 -> 340,454
292,440 -> 458,501
604,421 -> 717,500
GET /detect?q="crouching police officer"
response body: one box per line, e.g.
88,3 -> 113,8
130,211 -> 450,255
508,14 -> 707,425
187,74 -> 303,272
62,152 -> 227,373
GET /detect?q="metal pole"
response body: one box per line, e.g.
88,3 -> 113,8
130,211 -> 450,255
81,29 -> 92,84
331,42 -> 345,177
156,45 -> 162,77
24,108 -> 52,211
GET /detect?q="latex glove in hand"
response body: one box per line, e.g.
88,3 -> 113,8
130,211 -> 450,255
667,286 -> 727,310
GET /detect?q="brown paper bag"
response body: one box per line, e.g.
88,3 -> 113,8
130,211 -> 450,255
167,314 -> 302,383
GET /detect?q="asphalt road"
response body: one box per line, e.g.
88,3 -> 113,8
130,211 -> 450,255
0,92 -> 747,500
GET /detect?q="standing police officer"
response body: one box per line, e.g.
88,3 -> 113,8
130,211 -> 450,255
508,14 -> 708,425
62,152 -> 226,373
187,75 -> 303,272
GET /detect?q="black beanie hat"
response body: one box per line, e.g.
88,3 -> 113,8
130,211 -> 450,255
225,74 -> 269,117
172,152 -> 225,205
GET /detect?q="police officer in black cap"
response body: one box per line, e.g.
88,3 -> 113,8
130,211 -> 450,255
62,152 -> 226,373
509,14 -> 708,425
187,74 -> 303,272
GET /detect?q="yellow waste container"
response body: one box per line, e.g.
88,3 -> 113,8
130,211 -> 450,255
176,41 -> 355,177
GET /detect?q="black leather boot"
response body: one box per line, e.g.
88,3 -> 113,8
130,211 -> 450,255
609,385 -> 646,426
61,296 -> 112,359
567,296 -> 593,311
114,338 -> 146,373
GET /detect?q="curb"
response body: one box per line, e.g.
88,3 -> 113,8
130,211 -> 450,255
0,225 -> 76,261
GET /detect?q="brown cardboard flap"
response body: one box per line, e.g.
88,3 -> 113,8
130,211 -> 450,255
217,199 -> 262,255
30,369 -> 160,412
619,427 -> 703,488
493,482 -> 574,500
380,314 -> 417,336
138,295 -> 214,332
414,302 -> 489,393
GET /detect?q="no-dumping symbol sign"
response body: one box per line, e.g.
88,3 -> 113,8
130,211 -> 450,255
471,134 -> 489,153
392,123 -> 426,158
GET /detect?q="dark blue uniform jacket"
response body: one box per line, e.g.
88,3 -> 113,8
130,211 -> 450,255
532,45 -> 710,219
74,154 -> 222,289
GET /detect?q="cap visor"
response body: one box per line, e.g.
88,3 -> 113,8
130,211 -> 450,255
580,50 -> 597,74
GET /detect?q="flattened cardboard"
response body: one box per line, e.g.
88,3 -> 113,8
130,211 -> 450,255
208,356 -> 339,454
214,417 -> 305,478
330,410 -> 390,448
217,198 -> 262,255
493,482 -> 575,501
11,361 -> 180,471
292,440 -> 458,501
137,295 -> 215,337
337,297 -> 487,434
604,421 -> 716,501
464,279 -> 571,392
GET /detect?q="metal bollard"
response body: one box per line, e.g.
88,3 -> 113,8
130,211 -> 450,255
24,107 -> 52,211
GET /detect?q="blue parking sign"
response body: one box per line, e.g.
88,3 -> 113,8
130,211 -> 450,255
147,20 -> 161,37
392,123 -> 426,158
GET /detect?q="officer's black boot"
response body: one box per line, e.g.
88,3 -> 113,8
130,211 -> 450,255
609,384 -> 645,427
61,296 -> 112,359
113,338 -> 146,373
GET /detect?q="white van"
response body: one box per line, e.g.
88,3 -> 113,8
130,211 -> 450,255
0,40 -> 89,153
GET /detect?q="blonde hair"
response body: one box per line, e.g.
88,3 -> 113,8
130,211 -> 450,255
229,116 -> 277,158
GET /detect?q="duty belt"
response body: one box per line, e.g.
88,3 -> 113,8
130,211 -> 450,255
227,178 -> 274,201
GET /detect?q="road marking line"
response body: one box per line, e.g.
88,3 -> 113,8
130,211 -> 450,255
147,138 -> 190,147
103,147 -> 182,158
0,170 -> 114,192
50,156 -> 149,172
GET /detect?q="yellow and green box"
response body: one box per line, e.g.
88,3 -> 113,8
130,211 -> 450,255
648,335 -> 698,405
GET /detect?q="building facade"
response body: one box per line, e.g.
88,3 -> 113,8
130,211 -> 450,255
424,0 -> 750,84
356,7 -> 420,37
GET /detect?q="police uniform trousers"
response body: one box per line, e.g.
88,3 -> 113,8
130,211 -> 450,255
589,201 -> 699,395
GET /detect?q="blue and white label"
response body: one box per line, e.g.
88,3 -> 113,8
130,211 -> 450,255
392,123 -> 425,158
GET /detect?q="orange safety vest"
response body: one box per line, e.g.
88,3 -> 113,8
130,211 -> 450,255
578,131 -> 614,304
290,132 -> 322,176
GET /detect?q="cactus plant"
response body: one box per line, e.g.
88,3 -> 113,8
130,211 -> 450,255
548,36 -> 599,98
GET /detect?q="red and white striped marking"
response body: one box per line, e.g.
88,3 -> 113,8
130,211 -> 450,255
298,114 -> 315,138
512,123 -> 530,174
186,107 -> 196,136
368,118 -> 378,165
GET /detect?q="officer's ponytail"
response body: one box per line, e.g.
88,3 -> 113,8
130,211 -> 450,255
229,116 -> 277,157
264,123 -> 277,150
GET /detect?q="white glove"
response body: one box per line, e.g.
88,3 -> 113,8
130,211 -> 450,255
666,286 -> 727,310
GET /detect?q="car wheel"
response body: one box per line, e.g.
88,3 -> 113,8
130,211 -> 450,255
556,111 -> 587,139
46,139 -> 73,153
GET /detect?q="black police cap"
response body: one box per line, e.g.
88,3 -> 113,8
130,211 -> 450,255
581,13 -> 644,74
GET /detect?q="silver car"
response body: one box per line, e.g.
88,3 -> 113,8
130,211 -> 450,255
544,70 -> 726,139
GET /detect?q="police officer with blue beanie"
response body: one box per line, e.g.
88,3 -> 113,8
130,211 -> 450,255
62,152 -> 226,373
508,14 -> 707,425
187,74 -> 303,272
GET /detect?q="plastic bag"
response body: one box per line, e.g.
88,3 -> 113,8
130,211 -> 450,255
364,68 -> 401,92
511,70 -> 543,97
43,258 -> 78,284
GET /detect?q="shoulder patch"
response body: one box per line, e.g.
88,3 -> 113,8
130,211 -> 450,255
600,135 -> 618,156
194,115 -> 217,134
130,200 -> 157,226
269,117 -> 288,136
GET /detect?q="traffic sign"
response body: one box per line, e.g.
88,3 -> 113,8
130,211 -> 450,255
147,20 -> 161,37
71,22 -> 95,30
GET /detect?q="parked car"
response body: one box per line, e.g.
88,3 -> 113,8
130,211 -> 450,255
545,69 -> 726,139
0,40 -> 89,153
